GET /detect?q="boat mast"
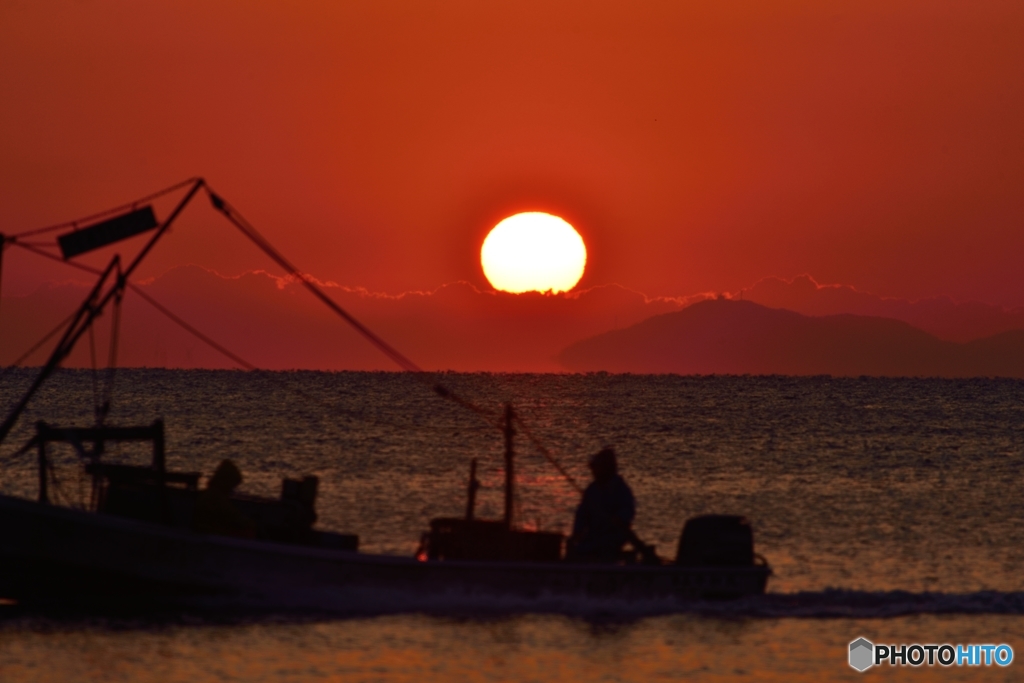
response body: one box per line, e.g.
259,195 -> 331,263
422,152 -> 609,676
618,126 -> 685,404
504,403 -> 514,529
464,458 -> 479,521
0,179 -> 205,447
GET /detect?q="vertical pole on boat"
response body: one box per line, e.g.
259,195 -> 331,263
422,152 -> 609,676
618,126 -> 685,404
152,419 -> 168,522
503,404 -> 515,530
0,257 -> 118,447
465,458 -> 479,521
36,422 -> 48,504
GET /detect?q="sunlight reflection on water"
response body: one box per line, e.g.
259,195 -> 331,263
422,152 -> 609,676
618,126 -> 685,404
2,614 -> 1023,682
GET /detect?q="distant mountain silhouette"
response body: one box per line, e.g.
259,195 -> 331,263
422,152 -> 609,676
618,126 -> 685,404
739,275 -> 1024,343
0,266 -> 684,372
558,298 -> 1024,377
10,267 -> 1024,375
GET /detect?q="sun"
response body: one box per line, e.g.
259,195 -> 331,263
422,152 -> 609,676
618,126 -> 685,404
480,212 -> 587,294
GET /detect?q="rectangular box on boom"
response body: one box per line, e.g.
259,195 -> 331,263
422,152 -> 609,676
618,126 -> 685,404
58,206 -> 158,259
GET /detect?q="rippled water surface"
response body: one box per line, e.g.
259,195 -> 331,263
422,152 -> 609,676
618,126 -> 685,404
2,370 -> 1023,681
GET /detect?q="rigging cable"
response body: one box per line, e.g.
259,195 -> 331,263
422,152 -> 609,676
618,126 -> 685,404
207,188 -> 582,492
8,241 -> 384,428
9,177 -> 201,240
88,313 -> 101,425
207,190 -> 424,375
7,184 -> 584,495
100,287 -> 124,424
513,415 -> 582,493
205,189 -> 507,429
0,310 -> 79,373
11,241 -> 258,371
7,241 -> 399,433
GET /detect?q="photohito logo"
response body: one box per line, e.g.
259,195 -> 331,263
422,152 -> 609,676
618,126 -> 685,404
849,637 -> 1013,671
849,638 -> 874,672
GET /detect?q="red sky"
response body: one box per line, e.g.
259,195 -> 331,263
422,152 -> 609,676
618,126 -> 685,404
2,1 -> 1024,336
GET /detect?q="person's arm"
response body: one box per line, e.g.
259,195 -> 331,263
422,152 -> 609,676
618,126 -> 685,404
571,488 -> 592,539
613,478 -> 636,527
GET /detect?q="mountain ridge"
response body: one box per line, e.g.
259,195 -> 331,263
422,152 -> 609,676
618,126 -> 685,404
558,298 -> 1024,377
738,275 -> 1024,343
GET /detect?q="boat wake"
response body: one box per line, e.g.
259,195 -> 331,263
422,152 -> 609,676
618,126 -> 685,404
171,587 -> 1024,620
4,587 -> 1023,624
700,588 -> 1024,619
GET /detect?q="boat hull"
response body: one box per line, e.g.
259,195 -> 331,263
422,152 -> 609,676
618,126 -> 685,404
0,494 -> 770,611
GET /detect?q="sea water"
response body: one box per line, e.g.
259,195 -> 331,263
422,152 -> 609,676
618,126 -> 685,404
1,369 -> 1023,681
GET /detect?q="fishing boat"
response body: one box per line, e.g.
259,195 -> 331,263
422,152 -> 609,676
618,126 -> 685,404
0,179 -> 771,610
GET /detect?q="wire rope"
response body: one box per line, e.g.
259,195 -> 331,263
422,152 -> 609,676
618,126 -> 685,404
8,183 -> 584,498
210,188 -> 583,493
205,190 -> 508,429
100,289 -> 123,424
10,177 -> 201,239
0,311 -> 78,373
88,315 -> 101,425
8,242 -> 404,431
207,190 -> 424,374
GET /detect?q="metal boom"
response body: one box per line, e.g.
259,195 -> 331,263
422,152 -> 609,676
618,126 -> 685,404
0,179 -> 205,446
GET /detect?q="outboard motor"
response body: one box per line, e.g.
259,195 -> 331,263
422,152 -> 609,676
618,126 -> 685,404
675,515 -> 755,566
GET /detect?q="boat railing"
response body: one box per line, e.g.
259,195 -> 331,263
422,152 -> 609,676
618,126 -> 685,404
34,419 -> 171,506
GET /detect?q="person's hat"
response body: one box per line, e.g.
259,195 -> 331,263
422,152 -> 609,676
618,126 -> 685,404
209,458 -> 243,490
589,447 -> 617,473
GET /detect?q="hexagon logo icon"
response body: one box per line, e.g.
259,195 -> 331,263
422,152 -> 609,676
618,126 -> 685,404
849,637 -> 874,672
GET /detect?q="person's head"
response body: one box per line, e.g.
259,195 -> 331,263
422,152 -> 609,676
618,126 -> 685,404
589,447 -> 618,483
208,459 -> 243,493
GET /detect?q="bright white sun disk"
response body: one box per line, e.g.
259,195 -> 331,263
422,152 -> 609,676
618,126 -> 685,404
480,213 -> 587,293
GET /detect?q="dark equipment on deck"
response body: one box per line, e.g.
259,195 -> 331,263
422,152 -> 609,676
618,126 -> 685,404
425,518 -> 563,562
421,404 -> 565,563
32,420 -> 357,551
34,420 -> 179,508
58,206 -> 159,259
675,515 -> 756,567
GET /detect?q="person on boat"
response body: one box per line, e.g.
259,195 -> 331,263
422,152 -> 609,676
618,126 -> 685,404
566,447 -> 636,562
191,459 -> 256,539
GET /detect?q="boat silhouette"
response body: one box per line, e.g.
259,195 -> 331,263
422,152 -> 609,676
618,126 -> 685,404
0,179 -> 771,610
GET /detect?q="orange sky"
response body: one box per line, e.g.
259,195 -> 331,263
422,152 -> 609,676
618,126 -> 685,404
2,0 -> 1024,309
